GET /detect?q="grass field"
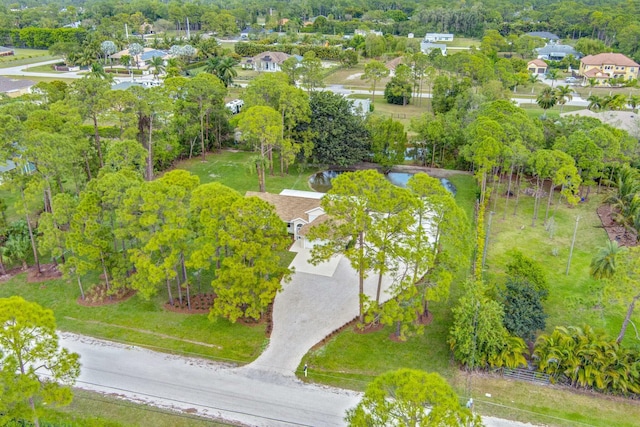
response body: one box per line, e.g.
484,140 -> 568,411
0,270 -> 269,364
0,48 -> 58,68
301,174 -> 640,426
44,389 -> 232,426
174,150 -> 320,194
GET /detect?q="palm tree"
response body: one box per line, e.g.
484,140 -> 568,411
204,56 -> 222,75
216,56 -> 238,87
536,87 -> 557,117
528,74 -> 540,94
603,94 -> 627,111
587,94 -> 603,111
88,62 -> 111,80
165,57 -> 183,78
555,85 -> 573,113
546,69 -> 559,87
628,94 -> 640,112
149,56 -> 165,80
590,240 -> 627,280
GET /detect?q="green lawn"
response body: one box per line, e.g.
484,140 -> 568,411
44,389 -> 230,426
21,63 -> 65,73
301,174 -> 640,426
174,150 -> 320,194
0,49 -> 58,68
0,272 -> 268,363
347,93 -> 431,127
483,183 -> 638,343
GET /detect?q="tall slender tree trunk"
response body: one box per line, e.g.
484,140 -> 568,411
181,252 -> 191,310
532,177 -> 541,226
146,114 -> 154,181
200,110 -> 206,161
100,252 -> 110,292
21,189 -> 41,274
513,166 -> 522,216
166,277 -> 174,305
93,115 -> 103,167
358,231 -> 365,324
503,164 -> 514,220
431,141 -> 436,167
0,256 -> 5,275
175,271 -> 183,304
77,275 -> 86,300
617,295 -> 638,344
544,180 -> 555,224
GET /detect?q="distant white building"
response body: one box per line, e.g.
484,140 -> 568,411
355,29 -> 383,37
350,98 -> 371,116
424,33 -> 454,42
420,42 -> 447,56
246,51 -> 291,72
407,33 -> 414,39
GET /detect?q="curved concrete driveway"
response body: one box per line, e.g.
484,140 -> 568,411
240,241 -> 401,377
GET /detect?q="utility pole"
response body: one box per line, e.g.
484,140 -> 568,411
566,215 -> 580,275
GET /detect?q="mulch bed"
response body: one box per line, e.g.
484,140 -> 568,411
163,295 -> 275,336
0,263 -> 62,283
27,263 -> 62,282
596,204 -> 637,247
77,284 -> 136,307
164,293 -> 216,314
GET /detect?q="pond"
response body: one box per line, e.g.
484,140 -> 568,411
309,170 -> 457,196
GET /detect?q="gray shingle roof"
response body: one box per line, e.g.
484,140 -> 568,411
0,76 -> 34,93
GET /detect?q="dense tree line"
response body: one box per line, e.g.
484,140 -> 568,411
2,0 -> 640,59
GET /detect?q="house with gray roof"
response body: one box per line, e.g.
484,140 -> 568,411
246,190 -> 326,247
526,31 -> 559,41
536,42 -> 581,61
420,42 -> 447,56
246,51 -> 291,72
0,76 -> 34,97
0,159 -> 36,183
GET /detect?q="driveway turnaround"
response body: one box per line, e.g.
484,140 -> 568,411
240,243 -> 400,377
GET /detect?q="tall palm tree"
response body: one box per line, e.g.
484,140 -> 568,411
628,95 -> 640,113
216,56 -> 238,87
590,240 -> 627,280
546,69 -> 559,87
555,85 -> 573,113
536,87 -> 557,117
528,74 -> 540,94
587,94 -> 603,111
165,57 -> 183,78
149,56 -> 165,80
88,62 -> 112,81
204,56 -> 222,75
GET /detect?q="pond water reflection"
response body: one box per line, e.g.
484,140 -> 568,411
309,170 -> 457,196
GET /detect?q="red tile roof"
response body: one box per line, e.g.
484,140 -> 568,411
581,53 -> 640,67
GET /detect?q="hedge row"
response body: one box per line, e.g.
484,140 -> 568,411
0,27 -> 87,49
235,42 -> 343,61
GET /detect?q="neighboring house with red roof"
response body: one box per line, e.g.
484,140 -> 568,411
527,59 -> 548,75
0,46 -> 14,57
579,53 -> 640,83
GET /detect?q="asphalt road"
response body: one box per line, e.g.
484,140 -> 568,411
60,333 -> 538,427
1,59 -> 590,107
